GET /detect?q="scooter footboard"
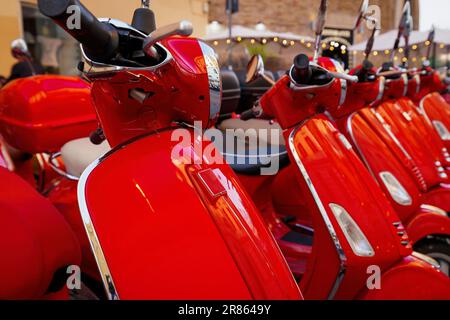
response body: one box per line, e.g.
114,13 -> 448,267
358,256 -> 450,300
78,129 -> 302,300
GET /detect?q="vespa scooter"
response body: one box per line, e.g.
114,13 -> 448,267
331,2 -> 450,275
38,0 -> 302,300
215,0 -> 450,299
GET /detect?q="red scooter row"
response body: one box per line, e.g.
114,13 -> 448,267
0,0 -> 449,299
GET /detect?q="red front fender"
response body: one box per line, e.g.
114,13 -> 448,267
358,256 -> 450,300
406,209 -> 450,244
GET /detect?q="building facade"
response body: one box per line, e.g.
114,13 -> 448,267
208,0 -> 420,69
0,0 -> 209,76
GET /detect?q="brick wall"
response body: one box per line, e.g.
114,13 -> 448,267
209,0 -> 419,36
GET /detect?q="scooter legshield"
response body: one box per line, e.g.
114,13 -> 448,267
78,129 -> 301,300
287,115 -> 410,299
420,93 -> 450,151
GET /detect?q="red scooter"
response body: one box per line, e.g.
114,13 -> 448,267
215,0 -> 450,299
329,2 -> 450,275
37,0 -> 302,300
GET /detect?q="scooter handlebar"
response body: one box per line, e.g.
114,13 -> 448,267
38,0 -> 119,60
328,71 -> 359,83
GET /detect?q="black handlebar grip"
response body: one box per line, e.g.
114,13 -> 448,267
37,0 -> 119,60
291,54 -> 312,85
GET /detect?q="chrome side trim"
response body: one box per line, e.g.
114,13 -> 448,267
198,41 -> 222,121
370,109 -> 413,161
402,73 -> 409,97
329,59 -> 347,107
346,113 -> 378,181
288,124 -> 347,299
48,152 -> 79,181
78,157 -> 119,300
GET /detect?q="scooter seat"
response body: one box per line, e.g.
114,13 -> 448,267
0,167 -> 81,299
61,138 -> 111,178
211,119 -> 289,175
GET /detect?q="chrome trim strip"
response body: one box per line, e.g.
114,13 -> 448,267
288,124 -> 347,299
402,74 -> 408,97
198,41 -> 222,121
48,152 -> 80,181
329,59 -> 347,107
370,109 -> 413,161
346,113 -> 378,181
78,157 -> 119,300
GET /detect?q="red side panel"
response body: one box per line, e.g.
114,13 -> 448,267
358,256 -> 450,300
288,115 -> 409,299
421,93 -> 450,151
80,129 -> 302,300
406,209 -> 450,244
0,167 -> 80,299
337,112 -> 422,223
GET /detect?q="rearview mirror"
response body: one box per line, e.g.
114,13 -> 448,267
246,55 -> 265,83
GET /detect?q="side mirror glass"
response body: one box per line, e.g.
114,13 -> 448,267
246,55 -> 264,83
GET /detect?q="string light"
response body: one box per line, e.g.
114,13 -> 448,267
412,44 -> 418,50
412,57 -> 417,62
282,39 -> 288,46
398,48 -> 404,53
425,40 -> 431,46
250,38 -> 256,44
290,40 -> 295,46
306,42 -> 312,48
373,51 -> 378,56
237,36 -> 242,42
341,49 -> 346,54
394,56 -> 398,61
385,49 -> 390,55
301,39 -> 305,44
273,37 -> 279,42
330,46 -> 335,51
226,39 -> 231,44
262,38 -> 267,44
440,43 -> 445,49
213,40 -> 219,46
322,43 -> 327,49
402,57 -> 408,63
421,56 -> 426,61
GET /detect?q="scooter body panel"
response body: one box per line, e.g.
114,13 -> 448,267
78,129 -> 301,300
0,167 -> 81,299
286,115 -> 410,299
358,255 -> 450,300
420,92 -> 450,151
337,111 -> 422,223
376,98 -> 447,188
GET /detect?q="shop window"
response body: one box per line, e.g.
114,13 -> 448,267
21,2 -> 81,75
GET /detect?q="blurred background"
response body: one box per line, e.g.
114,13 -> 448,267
0,0 -> 448,78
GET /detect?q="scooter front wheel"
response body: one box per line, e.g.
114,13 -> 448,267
415,237 -> 450,277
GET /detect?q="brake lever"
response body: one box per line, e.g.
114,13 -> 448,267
327,71 -> 359,83
143,20 -> 193,58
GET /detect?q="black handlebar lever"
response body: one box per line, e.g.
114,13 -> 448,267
38,0 -> 119,62
292,54 -> 312,85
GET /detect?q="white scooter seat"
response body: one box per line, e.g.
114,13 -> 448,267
61,138 -> 111,178
212,118 -> 289,175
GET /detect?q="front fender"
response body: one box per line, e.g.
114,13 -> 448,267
358,255 -> 450,300
406,209 -> 450,244
78,129 -> 301,300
